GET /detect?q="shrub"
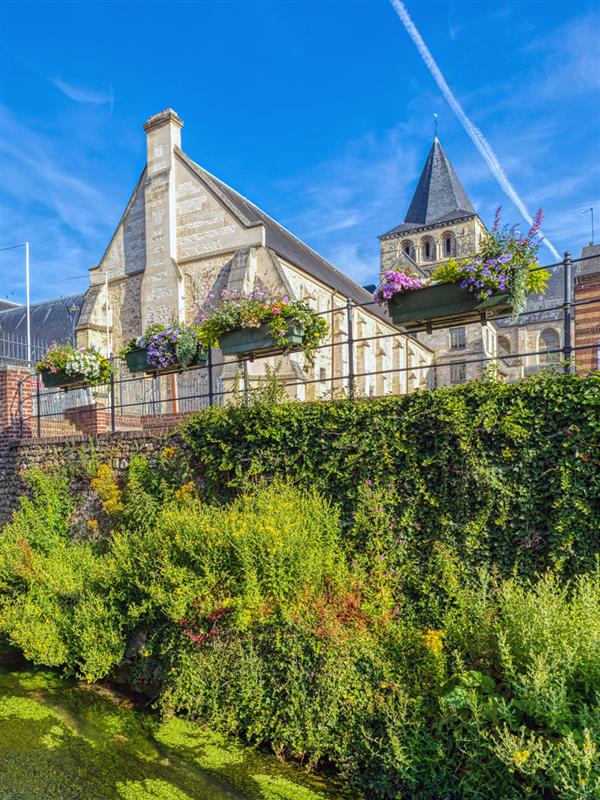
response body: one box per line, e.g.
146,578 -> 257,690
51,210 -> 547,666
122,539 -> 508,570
1,374 -> 599,799
178,373 -> 600,581
111,481 -> 344,631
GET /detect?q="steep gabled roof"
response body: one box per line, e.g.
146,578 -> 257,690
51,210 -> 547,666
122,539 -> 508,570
176,147 -> 392,323
380,138 -> 476,238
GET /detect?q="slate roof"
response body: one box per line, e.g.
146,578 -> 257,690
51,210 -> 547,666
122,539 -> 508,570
0,293 -> 85,343
380,138 -> 477,238
176,147 -> 393,324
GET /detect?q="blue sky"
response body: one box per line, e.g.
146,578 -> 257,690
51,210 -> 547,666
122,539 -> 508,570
1,0 -> 599,303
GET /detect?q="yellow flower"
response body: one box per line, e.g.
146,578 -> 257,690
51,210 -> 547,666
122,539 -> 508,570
175,481 -> 195,501
423,629 -> 445,656
513,750 -> 531,767
91,463 -> 123,515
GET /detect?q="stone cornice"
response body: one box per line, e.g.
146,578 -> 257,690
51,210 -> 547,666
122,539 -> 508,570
379,213 -> 481,241
144,108 -> 183,133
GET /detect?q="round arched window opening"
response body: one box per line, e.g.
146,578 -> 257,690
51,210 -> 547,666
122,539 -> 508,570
421,237 -> 435,261
443,233 -> 455,257
539,328 -> 560,364
402,240 -> 415,259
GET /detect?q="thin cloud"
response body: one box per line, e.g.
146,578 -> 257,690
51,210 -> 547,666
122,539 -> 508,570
50,78 -> 114,107
0,106 -> 123,301
389,0 -> 561,260
274,126 -> 424,285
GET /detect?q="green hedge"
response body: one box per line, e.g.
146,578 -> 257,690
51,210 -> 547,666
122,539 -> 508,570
179,373 -> 600,580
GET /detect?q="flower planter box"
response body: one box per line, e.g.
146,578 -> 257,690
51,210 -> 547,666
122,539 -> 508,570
219,324 -> 304,359
387,282 -> 512,331
40,370 -> 90,391
125,347 -> 208,375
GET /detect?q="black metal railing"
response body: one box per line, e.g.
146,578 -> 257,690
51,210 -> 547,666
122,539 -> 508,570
11,251 -> 600,438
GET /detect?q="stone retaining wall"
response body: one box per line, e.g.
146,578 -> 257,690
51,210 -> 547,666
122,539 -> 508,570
0,430 -> 168,526
0,364 -> 204,524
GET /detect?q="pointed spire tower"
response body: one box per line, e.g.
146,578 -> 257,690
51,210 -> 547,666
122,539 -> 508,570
404,137 -> 475,225
379,138 -> 485,278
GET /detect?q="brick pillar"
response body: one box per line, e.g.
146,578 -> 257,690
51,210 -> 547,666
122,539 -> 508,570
64,403 -> 109,435
0,365 -> 34,447
574,273 -> 600,374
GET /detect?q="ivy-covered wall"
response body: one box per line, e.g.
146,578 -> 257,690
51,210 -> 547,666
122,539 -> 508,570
179,373 -> 600,579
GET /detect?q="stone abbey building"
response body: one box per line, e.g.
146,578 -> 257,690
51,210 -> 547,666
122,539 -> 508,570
1,109 -> 598,399
73,108 -> 434,399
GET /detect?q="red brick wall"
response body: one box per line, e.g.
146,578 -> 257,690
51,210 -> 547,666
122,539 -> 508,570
575,273 -> 600,373
0,366 -> 34,447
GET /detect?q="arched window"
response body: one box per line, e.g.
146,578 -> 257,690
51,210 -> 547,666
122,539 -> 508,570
539,328 -> 560,364
402,240 -> 415,259
498,336 -> 511,358
421,236 -> 435,261
443,232 -> 455,257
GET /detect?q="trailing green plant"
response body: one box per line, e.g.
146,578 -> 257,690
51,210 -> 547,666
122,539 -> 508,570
35,343 -> 111,384
198,289 -> 329,368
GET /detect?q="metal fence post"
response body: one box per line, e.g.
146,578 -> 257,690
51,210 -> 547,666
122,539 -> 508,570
109,355 -> 116,432
243,358 -> 249,406
35,378 -> 41,438
18,381 -> 24,438
207,347 -> 214,407
563,250 -> 573,373
346,297 -> 355,398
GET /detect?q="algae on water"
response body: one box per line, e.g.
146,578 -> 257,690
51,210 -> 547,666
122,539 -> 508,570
0,668 -> 345,800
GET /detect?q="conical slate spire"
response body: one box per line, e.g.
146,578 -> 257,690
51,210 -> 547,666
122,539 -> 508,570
404,137 -> 475,225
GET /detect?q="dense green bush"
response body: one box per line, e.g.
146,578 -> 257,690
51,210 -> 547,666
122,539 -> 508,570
179,373 -> 600,580
1,374 -> 599,799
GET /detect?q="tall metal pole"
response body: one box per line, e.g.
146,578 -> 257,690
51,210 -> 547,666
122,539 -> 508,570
0,243 -> 31,361
25,242 -> 31,365
563,250 -> 573,374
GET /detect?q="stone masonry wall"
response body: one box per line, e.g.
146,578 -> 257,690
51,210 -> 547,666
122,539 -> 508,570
0,431 -> 167,527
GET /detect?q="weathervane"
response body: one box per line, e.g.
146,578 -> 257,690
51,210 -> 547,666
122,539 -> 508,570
433,113 -> 438,138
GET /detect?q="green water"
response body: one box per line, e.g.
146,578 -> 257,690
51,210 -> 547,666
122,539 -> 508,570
0,665 -> 346,800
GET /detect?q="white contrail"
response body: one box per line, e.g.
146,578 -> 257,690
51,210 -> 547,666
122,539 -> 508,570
389,0 -> 561,260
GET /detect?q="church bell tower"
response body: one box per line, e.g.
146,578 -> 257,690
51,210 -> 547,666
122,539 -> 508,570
378,137 -> 486,280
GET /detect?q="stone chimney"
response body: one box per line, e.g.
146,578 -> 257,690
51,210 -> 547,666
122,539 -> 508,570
141,109 -> 185,327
